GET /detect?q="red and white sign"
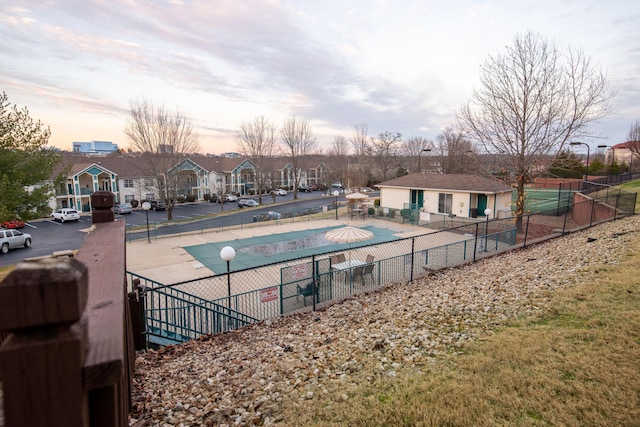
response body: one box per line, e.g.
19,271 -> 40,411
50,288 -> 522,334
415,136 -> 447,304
260,286 -> 279,303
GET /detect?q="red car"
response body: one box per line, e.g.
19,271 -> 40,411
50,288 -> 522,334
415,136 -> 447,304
1,219 -> 25,229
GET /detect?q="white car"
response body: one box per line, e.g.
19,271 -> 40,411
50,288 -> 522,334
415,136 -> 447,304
52,208 -> 80,223
238,199 -> 259,208
274,189 -> 287,196
223,194 -> 238,202
0,229 -> 32,254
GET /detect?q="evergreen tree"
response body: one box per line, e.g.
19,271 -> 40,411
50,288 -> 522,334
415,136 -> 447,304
0,92 -> 61,221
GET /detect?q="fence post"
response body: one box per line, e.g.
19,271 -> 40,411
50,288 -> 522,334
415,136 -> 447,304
523,215 -> 531,247
410,237 -> 415,283
0,257 -> 89,427
473,222 -> 479,262
311,254 -> 317,311
589,198 -> 595,227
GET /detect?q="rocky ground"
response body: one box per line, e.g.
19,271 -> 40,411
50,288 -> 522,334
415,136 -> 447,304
129,215 -> 640,427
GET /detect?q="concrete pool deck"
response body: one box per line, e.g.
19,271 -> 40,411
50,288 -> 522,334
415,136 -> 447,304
126,217 -> 430,284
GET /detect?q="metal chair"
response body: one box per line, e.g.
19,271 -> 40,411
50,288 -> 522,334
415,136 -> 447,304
336,253 -> 346,263
362,263 -> 375,285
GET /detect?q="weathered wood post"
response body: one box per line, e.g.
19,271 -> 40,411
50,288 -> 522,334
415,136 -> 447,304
0,257 -> 89,427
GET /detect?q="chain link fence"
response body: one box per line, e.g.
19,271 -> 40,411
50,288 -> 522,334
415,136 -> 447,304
127,188 -> 636,348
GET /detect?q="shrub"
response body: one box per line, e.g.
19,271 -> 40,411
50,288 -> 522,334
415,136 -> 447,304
186,194 -> 196,202
374,198 -> 380,207
130,199 -> 139,208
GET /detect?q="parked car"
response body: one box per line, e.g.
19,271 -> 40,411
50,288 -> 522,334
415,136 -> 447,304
51,208 -> 80,222
209,194 -> 221,203
274,189 -> 287,196
238,199 -> 259,208
113,203 -> 132,214
252,211 -> 282,222
298,185 -> 311,192
361,187 -> 373,193
1,219 -> 25,229
0,229 -> 31,254
224,194 -> 238,202
309,184 -> 319,191
148,200 -> 166,211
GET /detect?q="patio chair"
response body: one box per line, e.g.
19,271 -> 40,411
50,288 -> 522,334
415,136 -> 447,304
352,265 -> 365,285
362,263 -> 375,285
336,253 -> 346,263
297,282 -> 317,306
366,254 -> 375,263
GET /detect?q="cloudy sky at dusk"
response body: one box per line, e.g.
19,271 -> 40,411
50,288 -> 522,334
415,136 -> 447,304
1,0 -> 638,155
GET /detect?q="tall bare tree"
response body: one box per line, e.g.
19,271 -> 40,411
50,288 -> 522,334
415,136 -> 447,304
403,136 -> 435,173
436,127 -> 475,174
626,120 -> 640,171
124,98 -> 200,220
348,124 -> 373,189
371,131 -> 402,181
280,116 -> 316,199
237,115 -> 278,203
458,31 -> 613,230
350,123 -> 370,156
326,135 -> 349,193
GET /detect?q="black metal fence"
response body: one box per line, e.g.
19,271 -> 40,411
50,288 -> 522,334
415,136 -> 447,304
126,189 -> 636,348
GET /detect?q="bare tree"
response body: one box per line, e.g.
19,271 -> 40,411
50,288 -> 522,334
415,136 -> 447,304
330,135 -> 350,157
350,123 -> 370,156
237,115 -> 278,203
436,127 -> 475,174
371,131 -> 402,181
124,98 -> 200,220
403,136 -> 435,172
280,116 -> 316,199
326,135 -> 349,193
348,124 -> 374,189
626,120 -> 640,171
458,31 -> 613,230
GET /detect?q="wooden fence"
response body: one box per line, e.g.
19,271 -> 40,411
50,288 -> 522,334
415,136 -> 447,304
0,192 -> 134,427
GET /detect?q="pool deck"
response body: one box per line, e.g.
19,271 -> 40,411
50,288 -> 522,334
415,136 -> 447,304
126,217 -> 429,284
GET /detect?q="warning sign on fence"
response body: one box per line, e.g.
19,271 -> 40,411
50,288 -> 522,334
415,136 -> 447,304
260,286 -> 279,303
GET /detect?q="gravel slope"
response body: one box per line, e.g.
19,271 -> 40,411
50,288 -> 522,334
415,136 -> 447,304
130,215 -> 640,426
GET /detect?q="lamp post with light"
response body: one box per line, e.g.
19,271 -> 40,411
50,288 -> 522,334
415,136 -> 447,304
142,201 -> 151,243
333,190 -> 340,220
418,148 -> 432,173
220,246 -> 236,312
484,208 -> 492,252
570,142 -> 590,179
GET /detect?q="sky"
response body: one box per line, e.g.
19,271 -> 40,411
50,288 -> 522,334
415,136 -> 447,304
1,0 -> 639,155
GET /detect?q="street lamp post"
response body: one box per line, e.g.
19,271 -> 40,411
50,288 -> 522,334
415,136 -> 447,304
570,142 -> 590,179
484,208 -> 492,252
333,190 -> 340,220
142,201 -> 151,243
220,246 -> 236,313
418,148 -> 432,173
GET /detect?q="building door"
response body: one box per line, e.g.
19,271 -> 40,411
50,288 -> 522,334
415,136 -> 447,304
477,194 -> 488,216
410,189 -> 424,209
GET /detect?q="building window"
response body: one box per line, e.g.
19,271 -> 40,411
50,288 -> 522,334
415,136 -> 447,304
124,195 -> 134,203
145,193 -> 155,201
123,179 -> 134,188
438,193 -> 453,214
144,179 -> 154,187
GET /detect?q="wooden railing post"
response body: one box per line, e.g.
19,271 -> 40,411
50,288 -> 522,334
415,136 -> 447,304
0,257 -> 89,427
